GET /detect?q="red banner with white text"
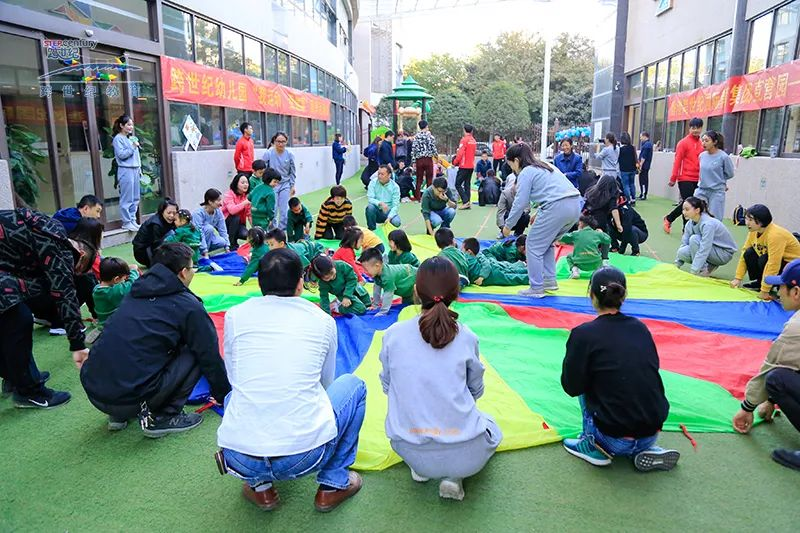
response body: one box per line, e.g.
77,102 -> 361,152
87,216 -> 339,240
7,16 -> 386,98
160,56 -> 331,121
667,59 -> 800,121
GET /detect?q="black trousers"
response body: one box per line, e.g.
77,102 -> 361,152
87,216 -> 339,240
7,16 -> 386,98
334,159 -> 345,185
638,168 -> 649,197
455,168 -> 474,205
225,215 -> 249,250
743,247 -> 778,283
665,181 -> 698,225
321,221 -> 345,240
492,158 -> 504,173
502,212 -> 530,236
360,160 -> 378,188
134,246 -> 152,268
0,303 -> 45,396
766,368 -> 800,433
27,273 -> 97,327
86,347 -> 202,420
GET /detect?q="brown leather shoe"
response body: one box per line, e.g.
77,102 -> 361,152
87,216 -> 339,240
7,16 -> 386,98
314,471 -> 363,512
241,482 -> 280,511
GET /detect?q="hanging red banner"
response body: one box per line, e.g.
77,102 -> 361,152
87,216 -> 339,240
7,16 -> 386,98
667,59 -> 800,122
160,56 -> 331,121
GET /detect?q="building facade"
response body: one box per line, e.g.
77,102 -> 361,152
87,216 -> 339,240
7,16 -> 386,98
0,0 -> 362,235
592,0 -> 800,227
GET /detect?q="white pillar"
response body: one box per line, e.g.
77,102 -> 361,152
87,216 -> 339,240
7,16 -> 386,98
540,36 -> 552,160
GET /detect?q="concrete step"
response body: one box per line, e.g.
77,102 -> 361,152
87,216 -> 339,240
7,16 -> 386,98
102,228 -> 135,248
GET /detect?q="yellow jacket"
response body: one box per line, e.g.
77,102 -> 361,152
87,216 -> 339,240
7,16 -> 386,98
358,226 -> 383,250
735,223 -> 800,292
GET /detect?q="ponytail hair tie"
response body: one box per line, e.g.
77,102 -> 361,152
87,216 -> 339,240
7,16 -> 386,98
432,295 -> 443,303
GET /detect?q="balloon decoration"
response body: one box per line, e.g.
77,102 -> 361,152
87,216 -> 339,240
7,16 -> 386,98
554,126 -> 591,142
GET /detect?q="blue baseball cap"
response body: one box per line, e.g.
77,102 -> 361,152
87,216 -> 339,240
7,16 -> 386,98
765,258 -> 800,288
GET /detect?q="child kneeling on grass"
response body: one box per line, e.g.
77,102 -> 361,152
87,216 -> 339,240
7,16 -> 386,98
379,256 -> 502,500
343,215 -> 384,254
332,227 -> 366,282
435,227 -> 471,287
235,227 -> 269,286
360,247 -> 417,316
310,255 -> 371,316
287,197 -> 313,242
561,266 -> 679,472
560,215 -> 612,279
387,229 -> 420,267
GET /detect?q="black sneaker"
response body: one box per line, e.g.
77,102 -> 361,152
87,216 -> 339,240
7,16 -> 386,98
141,412 -> 203,438
771,449 -> 800,471
742,281 -> 761,290
2,371 -> 51,397
13,386 -> 71,409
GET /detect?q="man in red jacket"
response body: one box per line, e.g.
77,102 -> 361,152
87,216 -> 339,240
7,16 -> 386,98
491,133 -> 506,174
453,124 -> 477,210
234,122 -> 255,175
663,117 -> 704,234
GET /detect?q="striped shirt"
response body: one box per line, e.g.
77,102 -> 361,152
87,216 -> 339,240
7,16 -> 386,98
314,197 -> 353,239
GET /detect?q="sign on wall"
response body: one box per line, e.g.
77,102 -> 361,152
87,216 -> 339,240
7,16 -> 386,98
161,56 -> 331,121
182,114 -> 202,151
656,0 -> 674,16
667,59 -> 800,121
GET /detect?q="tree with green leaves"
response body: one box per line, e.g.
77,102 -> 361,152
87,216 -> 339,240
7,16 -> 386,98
405,54 -> 469,94
474,81 -> 530,139
427,88 -> 476,154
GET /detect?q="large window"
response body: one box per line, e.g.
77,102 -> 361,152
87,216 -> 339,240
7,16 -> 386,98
301,61 -> 310,92
653,99 -> 666,147
748,12 -> 773,73
713,35 -> 731,84
292,117 -> 310,146
222,28 -> 244,73
655,61 -> 668,97
290,57 -> 301,89
770,0 -> 800,67
277,52 -> 289,86
194,18 -> 220,68
226,108 -> 263,146
668,55 -> 681,94
626,71 -> 642,102
264,46 -> 277,82
310,66 -> 318,95
163,5 -> 193,61
739,111 -> 760,148
697,42 -> 713,87
244,37 -> 262,78
644,65 -> 656,99
681,49 -> 696,90
760,108 -> 786,152
784,104 -> 800,154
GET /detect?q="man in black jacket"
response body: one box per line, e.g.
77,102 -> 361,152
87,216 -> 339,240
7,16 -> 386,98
609,202 -> 649,256
0,208 -> 95,409
80,243 -> 230,437
377,130 -> 396,169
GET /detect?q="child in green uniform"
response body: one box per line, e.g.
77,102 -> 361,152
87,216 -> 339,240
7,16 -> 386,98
286,197 -> 313,242
461,238 -> 529,286
265,228 -> 326,269
435,227 -> 472,287
560,215 -> 612,279
249,167 -> 281,229
360,247 -> 418,316
248,160 -> 267,192
481,235 -> 527,263
387,229 -> 420,267
164,209 -> 202,264
234,227 -> 269,286
310,255 -> 371,315
93,257 -> 140,325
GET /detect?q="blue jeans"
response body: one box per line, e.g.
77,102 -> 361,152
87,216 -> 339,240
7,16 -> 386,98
222,374 -> 366,490
620,171 -> 636,203
579,396 -> 658,457
365,203 -> 401,230
429,207 -> 456,230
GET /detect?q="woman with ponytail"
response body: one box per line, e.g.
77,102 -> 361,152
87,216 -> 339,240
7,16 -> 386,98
695,130 -> 735,219
675,196 -> 737,276
561,266 -> 679,472
379,257 -> 502,501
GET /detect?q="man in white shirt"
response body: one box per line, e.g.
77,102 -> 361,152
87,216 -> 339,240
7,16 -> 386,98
216,247 -> 366,512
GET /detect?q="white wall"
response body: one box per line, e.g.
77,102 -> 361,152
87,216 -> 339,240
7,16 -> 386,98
0,159 -> 13,209
625,0 -> 735,71
645,152 -> 800,229
171,145 -> 362,209
746,0 -> 785,19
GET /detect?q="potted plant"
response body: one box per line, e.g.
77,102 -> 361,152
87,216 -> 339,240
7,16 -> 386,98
6,124 -> 48,207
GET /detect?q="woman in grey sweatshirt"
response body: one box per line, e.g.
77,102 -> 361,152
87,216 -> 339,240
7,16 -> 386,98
379,257 -> 502,501
695,130 -> 735,219
675,196 -> 738,275
595,132 -> 620,178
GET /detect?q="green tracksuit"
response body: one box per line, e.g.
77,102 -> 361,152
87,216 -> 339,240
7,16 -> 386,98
466,253 -> 528,286
92,269 -> 140,325
239,242 -> 269,284
164,225 -> 202,263
317,260 -> 371,315
561,227 -> 612,271
249,183 -> 276,229
373,263 -> 418,311
287,204 -> 313,242
438,246 -> 471,280
386,250 -> 420,267
481,240 -> 524,263
287,239 -> 325,268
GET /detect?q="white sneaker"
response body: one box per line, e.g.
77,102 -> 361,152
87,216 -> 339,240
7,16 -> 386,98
121,223 -> 138,232
438,478 -> 465,500
518,288 -> 546,298
410,468 -> 429,483
48,328 -> 67,336
569,266 -> 581,279
543,280 -> 559,291
602,259 -> 610,267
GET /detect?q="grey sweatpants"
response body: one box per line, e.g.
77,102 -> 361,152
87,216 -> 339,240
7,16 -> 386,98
526,195 -> 582,290
676,234 -> 735,269
273,184 -> 291,230
694,187 -> 726,220
390,416 -> 502,480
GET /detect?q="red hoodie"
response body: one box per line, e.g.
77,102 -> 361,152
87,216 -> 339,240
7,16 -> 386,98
670,134 -> 703,184
453,133 -> 477,169
234,135 -> 254,173
492,139 -> 506,159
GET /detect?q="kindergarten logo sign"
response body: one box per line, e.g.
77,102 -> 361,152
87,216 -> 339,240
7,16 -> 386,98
38,40 -> 142,99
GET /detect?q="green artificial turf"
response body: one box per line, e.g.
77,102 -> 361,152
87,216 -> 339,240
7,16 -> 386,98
1,171 -> 798,532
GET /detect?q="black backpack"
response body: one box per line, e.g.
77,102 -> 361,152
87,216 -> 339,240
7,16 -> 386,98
732,205 -> 746,226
